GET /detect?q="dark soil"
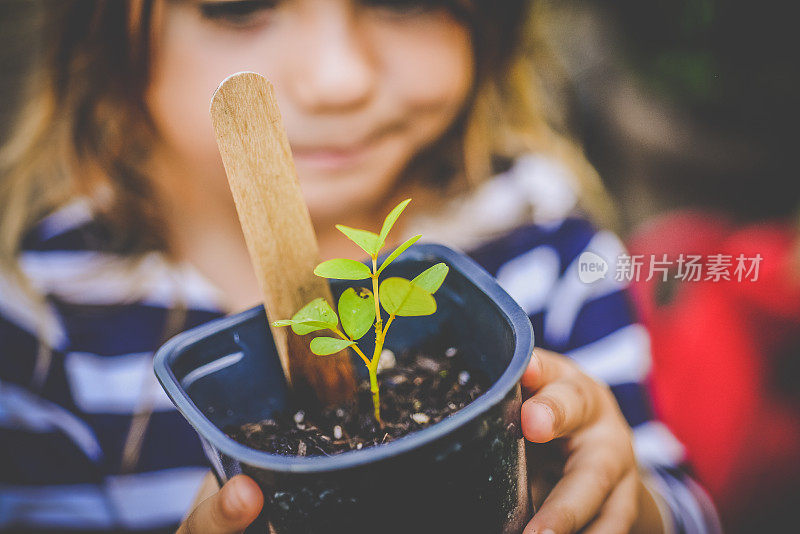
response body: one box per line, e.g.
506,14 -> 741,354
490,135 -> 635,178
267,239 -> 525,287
227,348 -> 488,456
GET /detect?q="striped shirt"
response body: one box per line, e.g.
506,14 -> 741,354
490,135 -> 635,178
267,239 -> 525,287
0,155 -> 719,532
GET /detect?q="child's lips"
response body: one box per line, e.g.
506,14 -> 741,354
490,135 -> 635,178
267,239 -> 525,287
292,140 -> 375,171
291,124 -> 395,172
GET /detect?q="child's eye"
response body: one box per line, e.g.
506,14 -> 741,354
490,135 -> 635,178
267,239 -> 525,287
198,0 -> 278,28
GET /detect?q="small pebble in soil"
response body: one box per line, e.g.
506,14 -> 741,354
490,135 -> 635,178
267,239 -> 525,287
385,374 -> 407,387
293,410 -> 305,424
458,370 -> 471,386
333,425 -> 343,440
417,356 -> 441,372
411,412 -> 430,424
445,347 -> 458,358
376,348 -> 396,371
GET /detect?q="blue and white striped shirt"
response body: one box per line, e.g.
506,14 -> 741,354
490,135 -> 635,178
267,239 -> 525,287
0,156 -> 719,532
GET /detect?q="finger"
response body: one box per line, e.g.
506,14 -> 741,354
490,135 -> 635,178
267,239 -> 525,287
177,475 -> 264,534
521,349 -> 569,393
524,443 -> 628,534
521,378 -> 599,443
581,469 -> 639,534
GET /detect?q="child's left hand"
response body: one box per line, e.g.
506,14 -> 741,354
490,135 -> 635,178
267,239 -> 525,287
521,349 -> 665,534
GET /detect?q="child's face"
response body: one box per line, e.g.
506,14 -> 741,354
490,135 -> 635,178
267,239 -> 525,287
146,0 -> 474,221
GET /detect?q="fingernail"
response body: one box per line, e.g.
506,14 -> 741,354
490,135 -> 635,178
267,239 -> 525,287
542,529 -> 555,534
226,478 -> 254,514
536,403 -> 555,433
522,401 -> 556,443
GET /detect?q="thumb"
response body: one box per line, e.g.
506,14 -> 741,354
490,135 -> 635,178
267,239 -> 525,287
177,475 -> 263,534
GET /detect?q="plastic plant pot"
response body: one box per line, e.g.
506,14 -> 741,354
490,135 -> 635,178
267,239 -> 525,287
154,243 -> 534,534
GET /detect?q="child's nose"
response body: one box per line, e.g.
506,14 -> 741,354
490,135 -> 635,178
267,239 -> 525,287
288,11 -> 377,113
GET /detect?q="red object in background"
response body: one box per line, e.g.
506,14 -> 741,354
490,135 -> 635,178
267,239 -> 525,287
627,211 -> 800,532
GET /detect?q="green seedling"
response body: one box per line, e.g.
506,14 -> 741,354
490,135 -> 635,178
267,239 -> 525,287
271,199 -> 448,425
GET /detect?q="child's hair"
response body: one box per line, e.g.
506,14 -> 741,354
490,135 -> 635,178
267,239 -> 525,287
0,0 -> 610,271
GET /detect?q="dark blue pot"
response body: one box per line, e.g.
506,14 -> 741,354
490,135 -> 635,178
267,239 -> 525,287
154,244 -> 534,534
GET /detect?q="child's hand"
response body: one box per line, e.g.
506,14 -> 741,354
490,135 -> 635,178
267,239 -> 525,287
522,349 -> 665,534
177,475 -> 263,534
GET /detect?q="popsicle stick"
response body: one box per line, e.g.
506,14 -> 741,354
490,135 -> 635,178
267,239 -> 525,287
210,71 -> 355,405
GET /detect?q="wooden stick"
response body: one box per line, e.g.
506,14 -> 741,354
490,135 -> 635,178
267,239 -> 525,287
210,71 -> 356,405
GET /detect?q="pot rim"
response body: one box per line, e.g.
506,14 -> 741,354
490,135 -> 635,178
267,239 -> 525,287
154,243 -> 534,474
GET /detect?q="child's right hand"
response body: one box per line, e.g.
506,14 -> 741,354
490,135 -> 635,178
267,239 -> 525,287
177,475 -> 263,534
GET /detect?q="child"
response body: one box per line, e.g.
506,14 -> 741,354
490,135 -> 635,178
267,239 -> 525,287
0,1 -> 718,533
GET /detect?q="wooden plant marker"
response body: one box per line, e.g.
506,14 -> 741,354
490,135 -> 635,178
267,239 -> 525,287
210,71 -> 356,405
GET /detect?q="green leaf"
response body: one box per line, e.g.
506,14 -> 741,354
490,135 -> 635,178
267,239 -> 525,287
310,336 -> 355,356
379,277 -> 437,316
290,297 -> 338,335
271,319 -> 333,335
377,234 -> 421,276
335,225 -> 381,257
338,287 -> 376,340
379,198 -> 411,246
290,321 -> 331,336
314,258 -> 371,280
411,263 -> 449,294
